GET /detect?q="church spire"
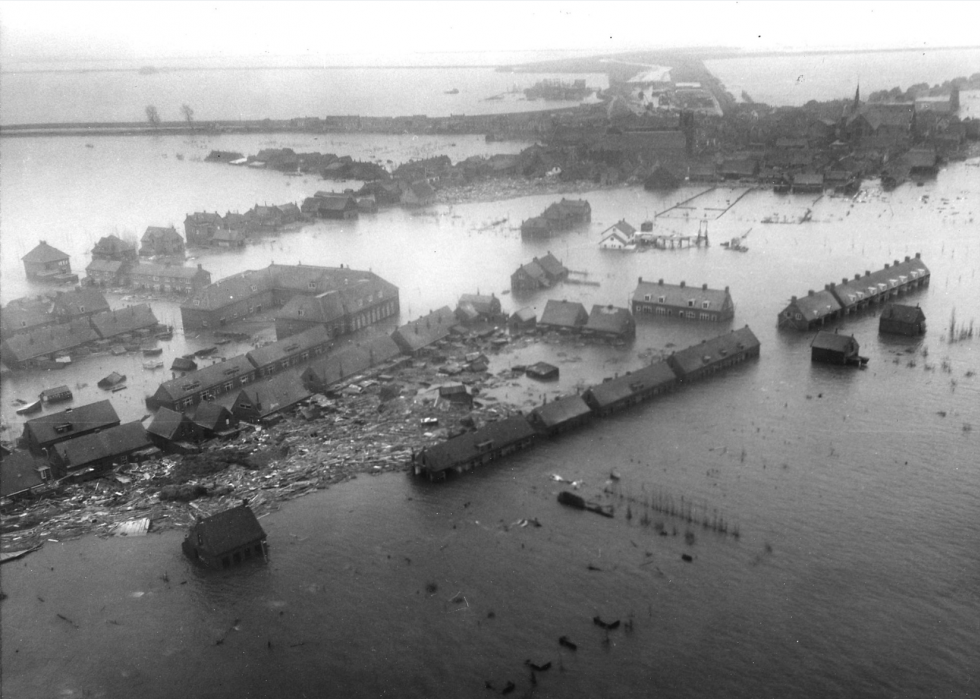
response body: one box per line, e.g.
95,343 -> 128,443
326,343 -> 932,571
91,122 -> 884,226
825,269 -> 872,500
852,83 -> 861,113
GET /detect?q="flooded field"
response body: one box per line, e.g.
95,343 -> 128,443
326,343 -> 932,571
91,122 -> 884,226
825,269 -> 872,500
2,132 -> 979,698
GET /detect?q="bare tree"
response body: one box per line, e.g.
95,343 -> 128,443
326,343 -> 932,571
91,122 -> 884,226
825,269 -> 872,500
145,105 -> 161,127
181,104 -> 194,124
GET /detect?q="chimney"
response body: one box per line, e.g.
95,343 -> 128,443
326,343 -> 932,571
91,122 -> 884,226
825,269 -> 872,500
884,263 -> 890,269
638,276 -> 642,284
791,295 -> 797,303
864,270 -> 870,277
843,278 -> 848,284
808,290 -> 815,296
915,252 -> 920,259
658,279 -> 663,286
680,281 -> 686,288
854,274 -> 861,281
198,263 -> 202,270
724,286 -> 730,293
702,283 -> 707,290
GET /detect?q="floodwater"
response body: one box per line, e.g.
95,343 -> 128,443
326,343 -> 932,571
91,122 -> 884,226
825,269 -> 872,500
706,47 -> 980,106
0,66 -> 607,125
2,126 -> 979,698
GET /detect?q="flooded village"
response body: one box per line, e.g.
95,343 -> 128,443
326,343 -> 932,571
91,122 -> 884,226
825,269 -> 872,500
2,8 -> 979,699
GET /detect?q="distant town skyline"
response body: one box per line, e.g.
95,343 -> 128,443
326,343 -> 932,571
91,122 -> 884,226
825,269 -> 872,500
1,1 -> 977,67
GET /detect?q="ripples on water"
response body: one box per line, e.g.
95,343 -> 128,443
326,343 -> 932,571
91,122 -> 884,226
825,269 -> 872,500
1,133 -> 978,698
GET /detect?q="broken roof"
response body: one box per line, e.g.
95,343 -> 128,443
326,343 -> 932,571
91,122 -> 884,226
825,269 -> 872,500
53,421 -> 151,469
234,371 -> 310,419
531,395 -> 593,428
154,355 -> 257,404
391,306 -> 457,353
147,407 -> 191,441
246,326 -> 330,369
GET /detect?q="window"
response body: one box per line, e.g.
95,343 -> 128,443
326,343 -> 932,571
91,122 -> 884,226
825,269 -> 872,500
644,294 -> 651,302
297,309 -> 305,317
687,311 -> 696,319
80,306 -> 86,312
795,313 -> 802,320
194,299 -> 201,306
308,282 -> 317,289
702,301 -> 710,309
700,313 -> 712,321
688,300 -> 695,307
658,296 -> 665,303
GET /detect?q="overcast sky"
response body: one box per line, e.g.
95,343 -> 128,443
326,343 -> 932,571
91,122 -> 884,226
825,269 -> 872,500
1,1 -> 977,66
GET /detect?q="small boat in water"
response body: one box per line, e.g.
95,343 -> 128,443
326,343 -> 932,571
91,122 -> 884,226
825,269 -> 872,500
171,357 -> 197,372
194,346 -> 217,358
111,385 -> 127,392
110,345 -> 127,356
155,330 -> 174,340
142,360 -> 164,370
15,400 -> 43,416
142,346 -> 163,356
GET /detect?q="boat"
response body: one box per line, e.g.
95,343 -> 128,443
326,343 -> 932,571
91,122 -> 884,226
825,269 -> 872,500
111,385 -> 128,392
98,372 -> 127,389
142,346 -> 163,356
110,345 -> 127,356
124,343 -> 142,352
445,88 -> 459,95
142,360 -> 164,370
15,400 -> 42,416
194,346 -> 217,357
40,385 -> 73,403
155,330 -> 174,340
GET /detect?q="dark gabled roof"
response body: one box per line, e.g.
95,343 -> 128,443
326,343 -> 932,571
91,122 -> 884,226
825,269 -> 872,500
584,305 -> 634,335
633,280 -> 731,309
22,400 -> 120,447
1,451 -> 46,497
277,291 -> 347,326
421,417 -> 537,473
514,260 -> 549,285
408,181 -> 436,199
531,395 -> 592,428
392,307 -> 457,353
787,290 -> 842,321
1,319 -> 100,363
829,256 -> 930,308
311,193 -> 357,211
190,402 -> 237,432
39,385 -> 72,400
668,327 -> 761,377
246,326 -> 330,369
193,503 -> 266,556
154,355 -> 257,403
89,304 -> 158,339
539,300 -> 588,329
53,421 -> 151,469
147,407 -> 189,441
234,371 -> 310,419
0,300 -> 54,334
880,304 -> 925,324
586,361 -> 676,408
600,220 -> 636,237
52,288 -> 110,317
186,211 -> 223,224
811,331 -> 858,352
182,268 -> 273,311
510,307 -> 537,323
23,241 -> 70,264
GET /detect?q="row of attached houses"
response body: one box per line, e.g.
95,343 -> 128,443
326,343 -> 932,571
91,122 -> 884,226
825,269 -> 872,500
180,263 -> 399,335
86,261 -> 212,292
411,326 -> 761,480
778,254 -> 930,330
632,278 -> 735,322
183,203 -> 307,247
2,288 -> 108,339
533,300 -> 637,340
1,304 -> 160,370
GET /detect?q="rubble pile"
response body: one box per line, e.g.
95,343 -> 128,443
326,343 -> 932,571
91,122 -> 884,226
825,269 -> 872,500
0,326 -> 532,550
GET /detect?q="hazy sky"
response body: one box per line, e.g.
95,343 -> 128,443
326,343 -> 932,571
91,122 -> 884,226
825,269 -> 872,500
1,1 -> 977,66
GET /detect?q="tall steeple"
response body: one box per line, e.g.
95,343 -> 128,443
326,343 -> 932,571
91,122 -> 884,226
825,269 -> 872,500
852,83 -> 861,113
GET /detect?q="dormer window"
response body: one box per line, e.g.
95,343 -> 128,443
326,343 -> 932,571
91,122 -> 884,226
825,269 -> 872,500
308,282 -> 317,289
658,296 -> 665,303
688,299 -> 695,307
297,309 -> 305,317
80,306 -> 86,312
250,285 -> 257,292
702,301 -> 710,309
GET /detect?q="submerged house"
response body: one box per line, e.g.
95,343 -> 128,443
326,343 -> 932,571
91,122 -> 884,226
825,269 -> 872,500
582,305 -> 636,340
583,360 -> 677,416
147,407 -> 203,452
140,226 -> 185,258
778,289 -> 844,331
632,278 -> 735,322
528,395 -> 593,436
181,501 -> 268,569
455,293 -> 502,323
1,451 -> 54,502
879,303 -> 926,336
510,253 -> 569,292
538,300 -> 589,333
810,331 -> 864,366
666,326 -> 761,382
22,241 -> 72,282
190,402 -> 240,439
230,372 -> 311,424
411,416 -> 538,481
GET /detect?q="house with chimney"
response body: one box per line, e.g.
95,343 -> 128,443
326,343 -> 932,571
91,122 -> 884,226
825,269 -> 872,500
22,241 -> 72,282
632,278 -> 735,322
140,226 -> 185,258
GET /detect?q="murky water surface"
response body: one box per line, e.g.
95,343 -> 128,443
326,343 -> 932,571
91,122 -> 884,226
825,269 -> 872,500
2,126 -> 979,699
